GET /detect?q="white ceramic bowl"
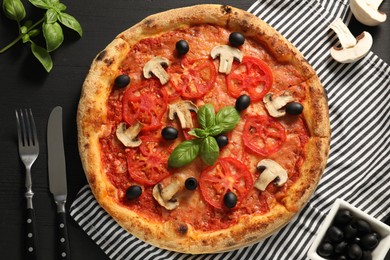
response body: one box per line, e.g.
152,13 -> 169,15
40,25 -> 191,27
307,198 -> 390,260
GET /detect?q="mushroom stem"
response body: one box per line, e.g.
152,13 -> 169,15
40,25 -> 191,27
161,179 -> 181,201
371,0 -> 383,10
329,18 -> 356,49
151,66 -> 170,84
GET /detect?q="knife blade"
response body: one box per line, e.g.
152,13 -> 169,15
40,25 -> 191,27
47,106 -> 70,260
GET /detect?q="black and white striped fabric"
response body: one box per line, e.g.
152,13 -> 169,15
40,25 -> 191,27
70,0 -> 390,259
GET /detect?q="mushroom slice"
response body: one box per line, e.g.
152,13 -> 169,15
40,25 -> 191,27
152,174 -> 186,210
263,91 -> 294,118
143,56 -> 170,85
168,101 -> 198,129
350,0 -> 387,26
210,45 -> 243,74
116,121 -> 142,147
329,18 -> 373,63
254,159 -> 288,191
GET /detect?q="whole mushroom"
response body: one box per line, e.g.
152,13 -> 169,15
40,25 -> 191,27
329,18 -> 373,63
350,0 -> 387,26
263,92 -> 295,118
168,101 -> 198,129
210,45 -> 243,74
254,159 -> 288,191
116,121 -> 142,147
143,56 -> 170,85
152,174 -> 186,210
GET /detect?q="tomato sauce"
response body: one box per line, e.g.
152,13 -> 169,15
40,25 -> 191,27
101,24 -> 310,231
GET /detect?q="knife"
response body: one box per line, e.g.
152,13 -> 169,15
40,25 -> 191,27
47,106 -> 70,260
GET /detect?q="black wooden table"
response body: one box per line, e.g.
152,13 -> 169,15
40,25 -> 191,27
0,1 -> 388,259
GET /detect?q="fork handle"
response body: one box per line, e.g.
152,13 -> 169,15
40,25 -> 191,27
26,208 -> 38,260
57,212 -> 70,260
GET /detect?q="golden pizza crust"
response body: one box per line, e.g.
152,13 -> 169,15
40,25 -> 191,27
77,4 -> 330,254
302,74 -> 331,138
283,137 -> 330,212
77,38 -> 130,126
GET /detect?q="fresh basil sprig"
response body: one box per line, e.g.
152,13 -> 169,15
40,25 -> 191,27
0,0 -> 83,72
168,103 -> 240,168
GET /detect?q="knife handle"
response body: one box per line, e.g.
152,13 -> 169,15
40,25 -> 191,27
57,212 -> 70,260
26,208 -> 38,260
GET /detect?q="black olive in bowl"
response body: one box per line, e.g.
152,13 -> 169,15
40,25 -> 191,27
308,200 -> 390,260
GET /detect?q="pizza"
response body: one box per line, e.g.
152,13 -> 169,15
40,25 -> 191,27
77,4 -> 331,254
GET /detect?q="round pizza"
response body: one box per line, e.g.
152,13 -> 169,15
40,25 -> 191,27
77,4 -> 331,254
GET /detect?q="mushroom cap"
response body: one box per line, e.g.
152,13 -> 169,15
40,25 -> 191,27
330,31 -> 373,63
143,57 -> 170,77
210,45 -> 243,60
350,0 -> 387,26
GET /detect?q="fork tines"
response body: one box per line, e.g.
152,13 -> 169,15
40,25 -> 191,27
16,109 -> 39,148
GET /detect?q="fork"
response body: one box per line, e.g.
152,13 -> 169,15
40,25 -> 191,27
16,108 -> 39,260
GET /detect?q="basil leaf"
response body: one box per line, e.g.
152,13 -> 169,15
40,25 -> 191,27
207,124 -> 224,137
28,0 -> 50,9
30,42 -> 53,72
215,106 -> 240,133
28,29 -> 40,37
200,136 -> 219,166
2,0 -> 26,22
47,0 -> 60,4
168,140 -> 200,168
188,128 -> 208,139
45,9 -> 58,23
20,25 -> 28,34
58,12 -> 83,36
22,34 -> 30,43
43,21 -> 63,52
198,103 -> 215,129
52,2 -> 66,11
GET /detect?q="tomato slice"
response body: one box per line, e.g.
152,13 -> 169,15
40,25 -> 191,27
126,136 -> 172,186
122,79 -> 168,132
139,135 -> 174,157
199,157 -> 253,209
163,80 -> 182,102
243,115 -> 286,156
226,56 -> 273,101
169,58 -> 217,99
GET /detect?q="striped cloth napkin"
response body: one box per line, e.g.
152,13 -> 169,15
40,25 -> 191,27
70,0 -> 390,259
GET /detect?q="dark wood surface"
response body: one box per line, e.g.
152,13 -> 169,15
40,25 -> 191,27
0,1 -> 388,259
